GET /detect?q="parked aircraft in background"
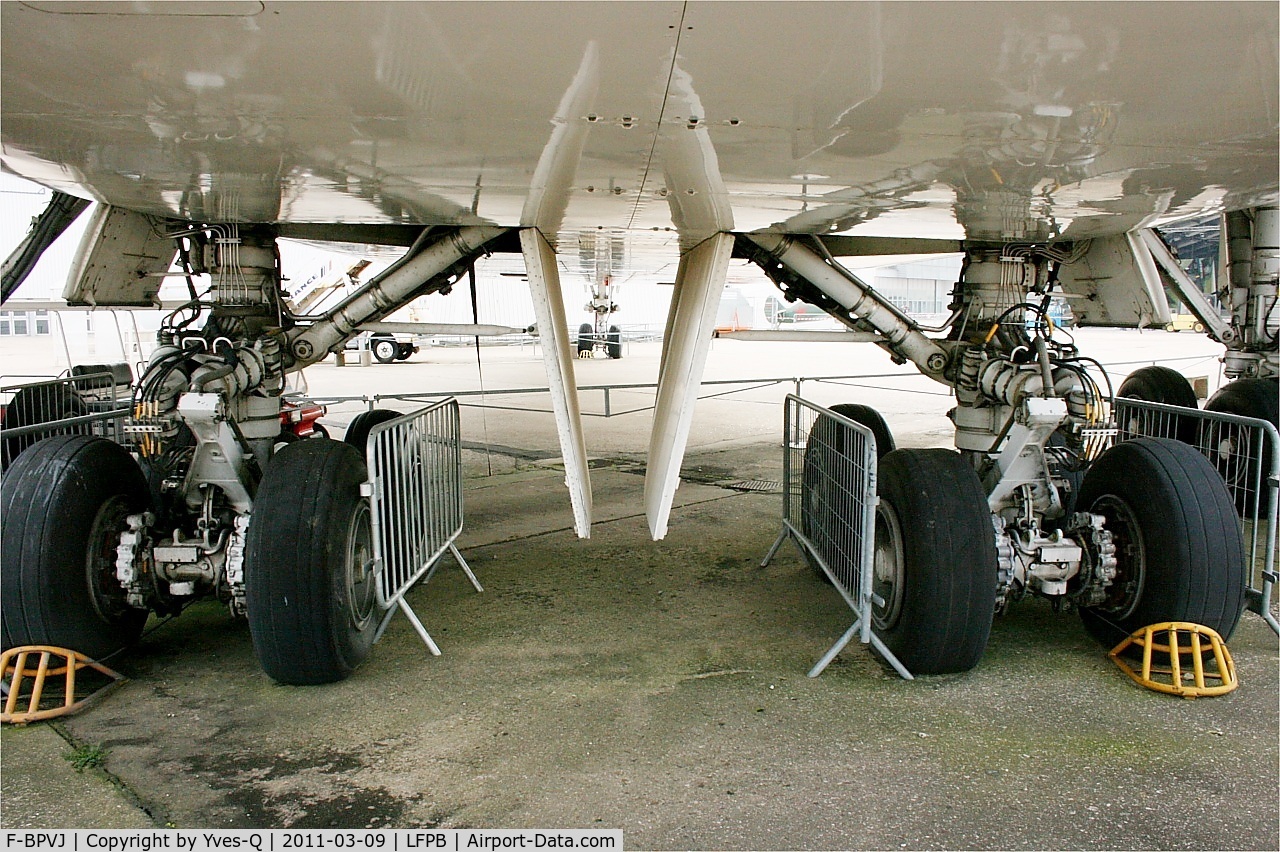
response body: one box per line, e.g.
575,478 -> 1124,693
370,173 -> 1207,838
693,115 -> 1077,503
1,2 -> 1275,684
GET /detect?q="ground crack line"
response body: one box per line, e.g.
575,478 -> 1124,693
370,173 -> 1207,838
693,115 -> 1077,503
50,721 -> 171,828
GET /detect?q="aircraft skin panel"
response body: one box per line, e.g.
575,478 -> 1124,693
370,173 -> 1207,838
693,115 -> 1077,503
1,2 -> 1276,250
645,231 -> 734,540
1056,231 -> 1174,328
519,228 -> 593,539
520,41 -> 601,239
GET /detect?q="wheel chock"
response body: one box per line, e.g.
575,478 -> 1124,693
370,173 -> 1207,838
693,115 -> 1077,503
1109,622 -> 1237,698
1,646 -> 127,725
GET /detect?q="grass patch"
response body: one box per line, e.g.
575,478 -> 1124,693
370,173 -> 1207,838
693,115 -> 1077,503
65,743 -> 107,772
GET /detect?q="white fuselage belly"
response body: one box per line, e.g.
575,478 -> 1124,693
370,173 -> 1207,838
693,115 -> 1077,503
2,0 -> 1276,260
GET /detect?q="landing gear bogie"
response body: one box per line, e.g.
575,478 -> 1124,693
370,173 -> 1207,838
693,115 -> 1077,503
575,322 -> 624,359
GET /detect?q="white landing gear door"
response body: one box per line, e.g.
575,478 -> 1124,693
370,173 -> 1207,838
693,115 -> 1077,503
645,232 -> 734,540
521,228 -> 593,538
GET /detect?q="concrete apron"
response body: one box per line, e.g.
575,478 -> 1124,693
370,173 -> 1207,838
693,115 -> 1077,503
2,445 -> 1278,850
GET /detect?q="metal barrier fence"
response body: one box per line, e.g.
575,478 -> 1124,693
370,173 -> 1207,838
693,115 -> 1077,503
299,369 -> 952,424
1,371 -> 132,469
1110,397 -> 1278,633
364,397 -> 482,655
761,395 -> 912,679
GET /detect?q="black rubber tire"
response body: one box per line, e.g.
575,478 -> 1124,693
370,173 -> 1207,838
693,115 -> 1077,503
607,325 -> 623,360
829,403 -> 895,460
1118,365 -> 1198,407
276,421 -> 330,450
799,404 -> 897,583
343,408 -> 402,455
395,343 -> 414,361
371,337 -> 399,364
1,385 -> 89,469
576,322 -> 594,354
245,439 -> 381,685
799,416 -> 853,584
1,435 -> 149,658
1076,437 -> 1246,649
1202,377 -> 1279,516
871,449 -> 998,674
1117,365 -> 1198,443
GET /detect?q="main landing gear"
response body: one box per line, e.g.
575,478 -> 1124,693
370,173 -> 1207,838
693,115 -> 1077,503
749,228 -> 1256,674
0,220 -> 505,683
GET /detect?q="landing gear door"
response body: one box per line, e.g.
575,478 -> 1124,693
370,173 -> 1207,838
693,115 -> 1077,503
64,205 -> 178,307
1057,232 -> 1172,328
521,228 -> 593,538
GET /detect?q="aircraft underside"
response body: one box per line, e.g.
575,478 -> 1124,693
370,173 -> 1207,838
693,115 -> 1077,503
1,1 -> 1276,683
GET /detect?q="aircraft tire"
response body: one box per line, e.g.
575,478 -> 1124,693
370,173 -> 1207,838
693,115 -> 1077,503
1117,366 -> 1198,443
1,435 -> 149,658
829,403 -> 895,460
871,449 -> 997,674
1076,437 -> 1245,650
1,384 -> 89,469
371,336 -> 399,364
576,323 -> 594,354
343,408 -> 402,456
798,413 -> 842,584
246,439 -> 380,685
799,405 -> 896,583
607,325 -> 622,359
1202,377 -> 1279,517
273,429 -> 298,452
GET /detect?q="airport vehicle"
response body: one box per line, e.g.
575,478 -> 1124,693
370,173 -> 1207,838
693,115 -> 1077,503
1167,313 -> 1206,334
1,2 -> 1275,683
344,331 -> 419,363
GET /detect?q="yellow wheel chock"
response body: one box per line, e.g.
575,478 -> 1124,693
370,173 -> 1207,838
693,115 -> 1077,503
1,646 -> 127,725
1109,622 -> 1237,698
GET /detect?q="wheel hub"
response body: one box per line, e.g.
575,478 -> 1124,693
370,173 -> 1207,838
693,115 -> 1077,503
1088,495 -> 1146,620
871,500 -> 906,632
346,503 -> 378,629
85,495 -> 140,624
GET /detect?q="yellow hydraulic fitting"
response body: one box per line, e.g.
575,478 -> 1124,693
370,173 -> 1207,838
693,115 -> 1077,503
1,646 -> 127,725
1109,622 -> 1237,698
